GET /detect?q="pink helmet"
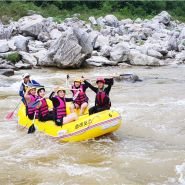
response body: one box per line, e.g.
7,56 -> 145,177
96,78 -> 105,84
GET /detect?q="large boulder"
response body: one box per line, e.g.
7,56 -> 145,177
19,51 -> 37,66
39,30 -> 85,68
104,15 -> 119,28
100,45 -> 112,57
96,17 -> 106,27
64,17 -> 85,28
11,35 -> 29,52
89,16 -> 97,26
73,28 -> 98,54
135,18 -> 142,24
110,43 -> 130,62
0,40 -> 9,53
150,11 -> 171,25
19,15 -> 56,37
85,56 -> 118,66
31,49 -> 47,63
38,32 -> 50,42
0,69 -> 14,76
0,24 -> 12,40
129,49 -> 164,66
167,36 -> 178,51
147,49 -> 163,59
120,19 -> 133,25
175,51 -> 185,61
49,29 -> 62,40
96,35 -> 110,46
178,27 -> 185,40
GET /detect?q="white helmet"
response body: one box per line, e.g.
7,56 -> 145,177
22,73 -> 30,79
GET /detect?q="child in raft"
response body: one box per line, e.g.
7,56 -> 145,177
49,86 -> 78,127
66,75 -> 89,115
24,86 -> 37,120
36,87 -> 53,122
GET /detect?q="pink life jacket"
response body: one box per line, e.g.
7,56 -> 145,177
95,87 -> 111,109
37,96 -> 49,118
26,94 -> 37,116
53,96 -> 66,120
72,84 -> 88,105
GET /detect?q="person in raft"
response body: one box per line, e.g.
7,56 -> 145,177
19,73 -> 40,104
49,87 -> 78,127
66,75 -> 89,115
36,87 -> 53,122
81,76 -> 113,115
24,86 -> 38,120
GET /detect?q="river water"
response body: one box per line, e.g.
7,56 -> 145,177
1,65 -> 185,184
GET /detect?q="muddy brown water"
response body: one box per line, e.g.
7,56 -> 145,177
0,65 -> 185,184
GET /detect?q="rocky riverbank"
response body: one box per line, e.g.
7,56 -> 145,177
0,11 -> 185,76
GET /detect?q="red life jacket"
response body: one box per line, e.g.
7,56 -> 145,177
72,84 -> 88,105
37,96 -> 49,118
26,94 -> 37,116
53,96 -> 66,120
95,87 -> 111,109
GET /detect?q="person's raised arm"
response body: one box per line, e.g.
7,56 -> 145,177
49,86 -> 58,101
82,77 -> 98,93
24,86 -> 31,103
66,74 -> 71,89
105,76 -> 114,95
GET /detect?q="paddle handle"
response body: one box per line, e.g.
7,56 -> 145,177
13,100 -> 22,112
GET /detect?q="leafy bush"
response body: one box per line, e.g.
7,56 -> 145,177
6,53 -> 21,64
139,41 -> 145,45
92,26 -> 101,32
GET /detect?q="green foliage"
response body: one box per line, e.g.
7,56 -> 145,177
176,30 -> 181,33
1,1 -> 185,25
92,26 -> 101,32
139,41 -> 145,45
182,41 -> 185,46
6,54 -> 21,64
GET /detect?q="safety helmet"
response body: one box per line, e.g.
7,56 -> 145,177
37,87 -> 45,94
74,78 -> 82,83
57,88 -> 66,93
22,73 -> 30,79
29,87 -> 36,91
96,78 -> 105,84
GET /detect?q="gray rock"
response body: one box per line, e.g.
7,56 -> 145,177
0,24 -> 13,40
85,56 -> 117,66
93,41 -> 100,49
96,35 -> 110,46
167,36 -> 178,51
0,51 -> 18,59
0,69 -> 14,76
110,43 -> 130,62
19,15 -> 56,37
19,51 -> 38,66
39,30 -> 85,68
11,35 -> 29,52
38,32 -> 50,42
64,17 -> 85,28
100,45 -> 112,57
89,16 -> 97,26
73,28 -> 98,54
104,15 -> 119,28
15,61 -> 32,69
129,49 -> 164,66
57,23 -> 68,32
147,49 -> 163,59
49,29 -> 62,40
92,51 -> 99,56
151,11 -> 171,25
179,27 -> 185,40
0,40 -> 9,53
97,17 -> 106,27
118,62 -> 132,68
175,51 -> 185,61
120,19 -> 133,25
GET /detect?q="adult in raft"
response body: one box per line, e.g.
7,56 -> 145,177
66,75 -> 89,115
19,73 -> 40,104
24,86 -> 37,120
36,87 -> 53,122
81,76 -> 113,115
49,87 -> 78,127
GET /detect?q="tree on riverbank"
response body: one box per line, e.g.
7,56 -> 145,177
1,1 -> 185,24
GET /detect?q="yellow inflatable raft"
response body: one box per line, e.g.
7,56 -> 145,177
17,100 -> 121,141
